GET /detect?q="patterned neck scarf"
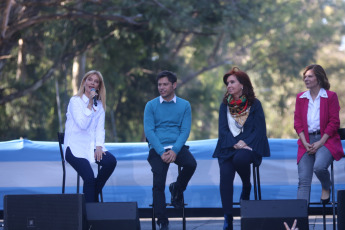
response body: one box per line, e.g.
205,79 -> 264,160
226,94 -> 250,127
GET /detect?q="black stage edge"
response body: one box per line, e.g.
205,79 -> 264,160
137,206 -> 336,218
0,206 -> 336,220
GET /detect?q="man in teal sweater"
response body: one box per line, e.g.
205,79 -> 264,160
144,70 -> 197,230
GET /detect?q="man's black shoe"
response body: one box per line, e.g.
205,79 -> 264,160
158,222 -> 169,230
169,182 -> 184,209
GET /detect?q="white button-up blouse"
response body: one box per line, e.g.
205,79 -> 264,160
299,88 -> 328,133
64,94 -> 107,163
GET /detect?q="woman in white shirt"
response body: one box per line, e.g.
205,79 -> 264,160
294,64 -> 343,204
64,70 -> 117,202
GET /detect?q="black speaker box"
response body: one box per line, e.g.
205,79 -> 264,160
241,199 -> 309,230
86,202 -> 141,230
4,194 -> 86,230
338,190 -> 345,230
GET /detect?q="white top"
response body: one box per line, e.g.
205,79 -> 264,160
299,88 -> 328,133
64,94 -> 106,163
159,95 -> 176,103
227,106 -> 243,137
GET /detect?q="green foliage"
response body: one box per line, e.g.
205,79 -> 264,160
1,0 -> 345,142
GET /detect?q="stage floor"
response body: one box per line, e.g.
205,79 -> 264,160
140,215 -> 334,230
0,215 -> 336,229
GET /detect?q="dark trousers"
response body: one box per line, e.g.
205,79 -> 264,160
65,147 -> 117,202
219,149 -> 254,215
148,146 -> 197,224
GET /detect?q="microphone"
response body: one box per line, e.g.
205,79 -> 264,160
91,88 -> 97,106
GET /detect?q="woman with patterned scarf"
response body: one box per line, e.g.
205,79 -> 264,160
213,67 -> 270,230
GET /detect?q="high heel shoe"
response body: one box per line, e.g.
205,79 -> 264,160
321,187 -> 331,204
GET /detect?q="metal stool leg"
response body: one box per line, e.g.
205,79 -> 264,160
182,196 -> 186,230
322,203 -> 327,230
322,162 -> 336,230
331,162 -> 336,230
98,164 -> 104,202
77,174 -> 80,193
178,166 -> 187,230
252,164 -> 258,200
151,203 -> 156,230
256,166 -> 261,200
252,164 -> 261,201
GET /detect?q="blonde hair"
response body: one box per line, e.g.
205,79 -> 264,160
76,70 -> 106,110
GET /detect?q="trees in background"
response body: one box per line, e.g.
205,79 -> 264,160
0,0 -> 344,141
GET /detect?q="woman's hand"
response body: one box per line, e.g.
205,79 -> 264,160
234,140 -> 247,149
308,133 -> 329,154
87,90 -> 98,110
309,140 -> 324,154
302,141 -> 312,154
94,146 -> 105,162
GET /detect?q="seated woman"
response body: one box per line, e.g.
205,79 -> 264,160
294,64 -> 344,204
213,67 -> 270,230
64,70 -> 117,202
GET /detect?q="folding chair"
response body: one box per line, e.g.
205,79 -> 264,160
57,132 -> 103,202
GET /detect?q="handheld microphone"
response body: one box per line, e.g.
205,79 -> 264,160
91,88 -> 97,106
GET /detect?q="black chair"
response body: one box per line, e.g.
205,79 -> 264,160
57,132 -> 103,202
323,128 -> 345,230
150,165 -> 187,230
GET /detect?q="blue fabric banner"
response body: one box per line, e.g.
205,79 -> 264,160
0,138 -> 344,209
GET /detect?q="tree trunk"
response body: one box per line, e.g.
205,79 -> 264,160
110,109 -> 118,142
72,52 -> 86,94
55,76 -> 63,133
16,38 -> 26,82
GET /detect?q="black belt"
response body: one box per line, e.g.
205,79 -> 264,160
309,130 -> 321,135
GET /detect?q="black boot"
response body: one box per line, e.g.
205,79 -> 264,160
169,182 -> 184,209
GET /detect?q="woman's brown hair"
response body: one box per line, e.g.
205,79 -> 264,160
222,67 -> 256,105
303,64 -> 330,90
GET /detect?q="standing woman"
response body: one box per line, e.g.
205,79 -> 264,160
64,70 -> 117,202
294,64 -> 344,204
213,67 -> 270,230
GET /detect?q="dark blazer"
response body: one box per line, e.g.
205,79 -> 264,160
213,99 -> 270,165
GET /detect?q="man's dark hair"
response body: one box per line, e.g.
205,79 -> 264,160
156,70 -> 177,84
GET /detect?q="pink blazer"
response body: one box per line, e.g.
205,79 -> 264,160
294,90 -> 344,163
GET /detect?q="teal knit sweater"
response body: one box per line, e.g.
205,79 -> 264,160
144,96 -> 192,155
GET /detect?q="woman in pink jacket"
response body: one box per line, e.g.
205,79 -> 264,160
294,64 -> 344,204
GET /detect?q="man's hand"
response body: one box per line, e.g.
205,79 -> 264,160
161,150 -> 177,163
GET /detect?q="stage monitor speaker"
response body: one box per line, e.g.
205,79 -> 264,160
4,194 -> 86,230
86,202 -> 141,230
338,190 -> 345,230
241,199 -> 309,230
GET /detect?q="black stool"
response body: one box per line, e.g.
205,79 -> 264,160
150,165 -> 187,230
322,128 -> 345,230
57,132 -> 103,202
